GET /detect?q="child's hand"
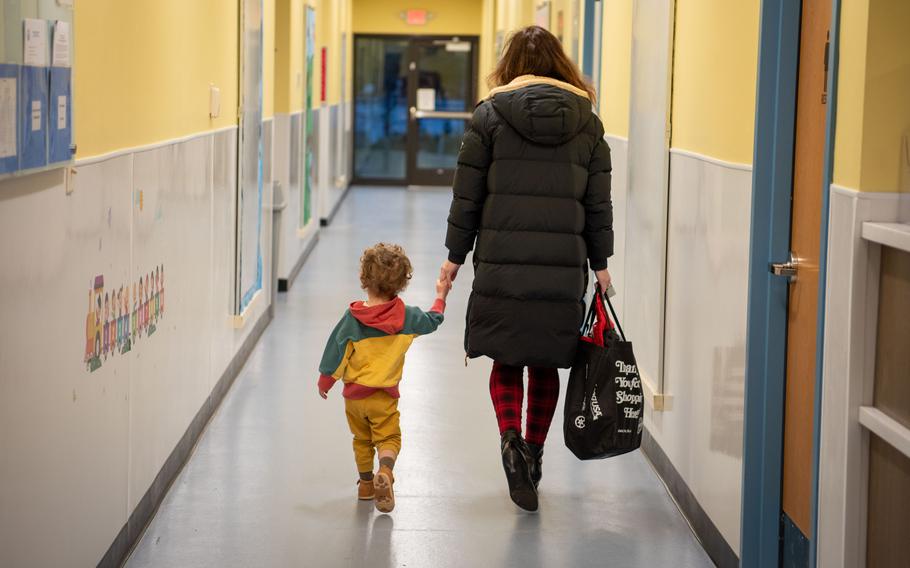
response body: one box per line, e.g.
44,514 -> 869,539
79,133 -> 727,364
318,385 -> 328,399
436,271 -> 452,299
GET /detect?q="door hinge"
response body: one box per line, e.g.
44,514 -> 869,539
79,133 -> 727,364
822,31 -> 830,104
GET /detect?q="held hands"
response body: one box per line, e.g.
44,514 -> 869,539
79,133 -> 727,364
440,260 -> 461,283
436,270 -> 453,300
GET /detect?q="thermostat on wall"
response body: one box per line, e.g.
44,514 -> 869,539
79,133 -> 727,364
210,85 -> 221,119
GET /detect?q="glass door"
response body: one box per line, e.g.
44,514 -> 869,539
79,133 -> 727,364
406,38 -> 476,186
353,36 -> 409,182
353,35 -> 477,186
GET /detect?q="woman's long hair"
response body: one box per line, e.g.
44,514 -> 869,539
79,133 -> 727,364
489,26 -> 596,102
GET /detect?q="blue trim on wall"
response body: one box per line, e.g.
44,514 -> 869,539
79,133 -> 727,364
582,0 -> 596,78
809,1 -> 842,566
741,0 -> 802,566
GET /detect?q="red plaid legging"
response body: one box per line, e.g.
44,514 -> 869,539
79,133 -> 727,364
489,361 -> 560,446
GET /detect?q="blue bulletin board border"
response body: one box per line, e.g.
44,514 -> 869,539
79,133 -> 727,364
0,64 -> 19,175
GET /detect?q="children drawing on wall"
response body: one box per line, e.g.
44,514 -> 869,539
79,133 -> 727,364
83,266 -> 165,372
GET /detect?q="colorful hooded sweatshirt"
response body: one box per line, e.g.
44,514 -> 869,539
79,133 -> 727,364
318,297 -> 445,399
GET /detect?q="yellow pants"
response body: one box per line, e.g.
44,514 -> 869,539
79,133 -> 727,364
344,392 -> 401,473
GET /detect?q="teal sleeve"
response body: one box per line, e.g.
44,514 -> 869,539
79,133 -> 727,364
318,311 -> 355,375
403,305 -> 445,336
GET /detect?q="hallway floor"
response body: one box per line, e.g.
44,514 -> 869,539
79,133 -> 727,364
125,187 -> 714,568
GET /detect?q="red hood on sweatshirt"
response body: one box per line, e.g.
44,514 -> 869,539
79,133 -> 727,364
349,297 -> 406,334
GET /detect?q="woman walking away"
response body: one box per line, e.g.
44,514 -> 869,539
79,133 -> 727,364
440,26 -> 613,512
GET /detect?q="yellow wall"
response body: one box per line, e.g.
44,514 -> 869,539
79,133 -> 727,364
346,0 -> 354,102
321,0 -> 351,106
264,0 -> 275,119
478,0 -> 496,98
548,0 -> 583,65
834,0 -> 910,193
599,0 -> 632,137
669,0 -> 760,164
832,0 -> 870,189
74,0 -> 240,159
352,0 -> 483,36
861,0 -> 910,193
275,0 -> 306,114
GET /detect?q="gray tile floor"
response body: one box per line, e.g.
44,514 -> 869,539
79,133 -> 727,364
125,187 -> 714,568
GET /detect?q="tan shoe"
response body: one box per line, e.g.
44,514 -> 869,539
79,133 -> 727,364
373,466 -> 395,513
358,478 -> 375,500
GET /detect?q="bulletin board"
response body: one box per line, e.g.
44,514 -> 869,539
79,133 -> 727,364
235,0 -> 264,314
0,0 -> 74,178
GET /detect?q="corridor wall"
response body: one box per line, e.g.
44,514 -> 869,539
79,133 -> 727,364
598,0 -> 760,562
597,0 -> 631,323
0,1 -> 274,566
273,0 -> 353,288
818,1 -> 910,564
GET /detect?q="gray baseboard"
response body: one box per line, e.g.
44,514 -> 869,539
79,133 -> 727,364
278,231 -> 319,293
98,308 -> 273,568
641,429 -> 739,568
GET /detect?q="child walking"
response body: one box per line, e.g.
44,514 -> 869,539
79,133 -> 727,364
318,243 -> 450,513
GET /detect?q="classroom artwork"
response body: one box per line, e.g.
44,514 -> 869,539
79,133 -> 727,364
83,265 -> 165,372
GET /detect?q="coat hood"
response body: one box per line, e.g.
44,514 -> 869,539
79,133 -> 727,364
489,75 -> 593,146
349,297 -> 405,334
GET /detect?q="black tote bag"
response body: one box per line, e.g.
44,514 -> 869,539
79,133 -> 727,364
564,286 -> 644,460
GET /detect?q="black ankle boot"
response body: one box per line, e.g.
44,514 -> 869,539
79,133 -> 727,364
500,429 -> 538,512
526,442 -> 543,488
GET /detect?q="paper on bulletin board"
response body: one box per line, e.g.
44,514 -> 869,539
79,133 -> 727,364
0,76 -> 16,160
49,66 -> 72,163
417,88 -> 436,111
19,64 -> 48,170
30,100 -> 40,131
56,96 -> 65,129
52,21 -> 70,67
23,18 -> 47,67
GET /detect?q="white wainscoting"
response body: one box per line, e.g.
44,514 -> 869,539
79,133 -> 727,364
643,148 -> 753,554
817,185 -> 906,568
273,111 -> 319,282
604,134 -> 628,322
319,103 -> 349,224
0,126 -> 272,567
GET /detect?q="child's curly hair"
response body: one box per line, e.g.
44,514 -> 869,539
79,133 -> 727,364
360,243 -> 413,299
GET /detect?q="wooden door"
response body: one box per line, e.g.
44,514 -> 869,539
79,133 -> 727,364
781,0 -> 832,537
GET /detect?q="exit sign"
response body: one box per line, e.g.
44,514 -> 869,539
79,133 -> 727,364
406,9 -> 427,25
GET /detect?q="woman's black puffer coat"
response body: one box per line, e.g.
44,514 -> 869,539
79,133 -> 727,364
445,75 -> 613,369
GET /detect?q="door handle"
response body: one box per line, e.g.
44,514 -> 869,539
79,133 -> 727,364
769,253 -> 798,282
410,109 -> 473,120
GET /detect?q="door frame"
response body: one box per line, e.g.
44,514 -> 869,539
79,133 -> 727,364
351,33 -> 479,186
740,0 -> 841,566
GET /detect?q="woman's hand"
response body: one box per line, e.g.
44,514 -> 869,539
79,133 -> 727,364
441,260 -> 462,282
595,268 -> 612,293
436,273 -> 453,299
